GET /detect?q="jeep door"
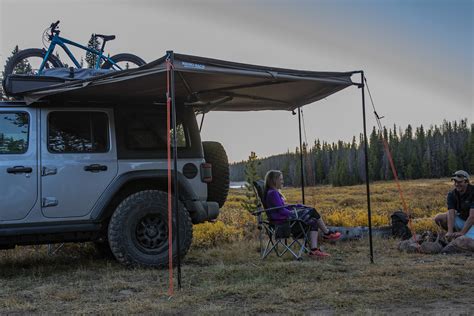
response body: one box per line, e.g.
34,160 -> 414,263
0,108 -> 38,221
40,109 -> 118,218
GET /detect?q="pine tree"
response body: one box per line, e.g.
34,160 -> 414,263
468,124 -> 474,172
3,46 -> 33,75
229,119 -> 471,185
447,148 -> 457,172
368,127 -> 382,181
0,74 -> 5,100
241,152 -> 261,213
85,35 -> 101,68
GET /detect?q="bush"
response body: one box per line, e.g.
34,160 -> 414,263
192,221 -> 244,248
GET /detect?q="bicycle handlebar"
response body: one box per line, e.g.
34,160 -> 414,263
50,20 -> 60,34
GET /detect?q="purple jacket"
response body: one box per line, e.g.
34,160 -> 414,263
265,189 -> 292,223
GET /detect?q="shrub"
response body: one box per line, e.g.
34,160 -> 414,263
192,221 -> 244,248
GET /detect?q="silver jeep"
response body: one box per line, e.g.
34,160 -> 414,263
0,100 -> 229,267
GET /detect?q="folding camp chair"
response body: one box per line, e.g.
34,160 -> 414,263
252,180 -> 311,260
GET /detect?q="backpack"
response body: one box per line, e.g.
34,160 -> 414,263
391,211 -> 412,240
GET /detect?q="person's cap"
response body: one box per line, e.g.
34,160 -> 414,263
451,170 -> 470,181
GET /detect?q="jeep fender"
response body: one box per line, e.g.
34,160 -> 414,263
91,170 -> 215,224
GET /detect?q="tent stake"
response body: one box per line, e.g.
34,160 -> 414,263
360,71 -> 374,263
298,106 -> 305,204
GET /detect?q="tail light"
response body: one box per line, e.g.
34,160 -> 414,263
200,163 -> 212,183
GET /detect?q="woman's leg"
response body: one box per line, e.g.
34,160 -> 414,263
316,218 -> 330,234
305,208 -> 330,234
311,208 -> 341,240
310,231 -> 319,249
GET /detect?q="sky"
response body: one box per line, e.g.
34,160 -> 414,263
1,0 -> 472,162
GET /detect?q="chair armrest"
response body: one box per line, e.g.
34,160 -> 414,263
251,209 -> 266,216
251,204 -> 306,216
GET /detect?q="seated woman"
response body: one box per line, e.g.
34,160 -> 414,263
264,170 -> 341,258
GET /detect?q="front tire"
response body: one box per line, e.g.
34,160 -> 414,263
101,53 -> 146,70
107,190 -> 192,267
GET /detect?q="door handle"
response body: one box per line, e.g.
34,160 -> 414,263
84,164 -> 108,172
7,166 -> 33,174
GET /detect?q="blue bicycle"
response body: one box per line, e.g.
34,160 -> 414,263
4,20 -> 146,77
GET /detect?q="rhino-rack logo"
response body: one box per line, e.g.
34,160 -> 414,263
181,62 -> 205,70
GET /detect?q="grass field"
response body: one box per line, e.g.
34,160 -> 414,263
1,178 -> 472,314
194,178 -> 450,247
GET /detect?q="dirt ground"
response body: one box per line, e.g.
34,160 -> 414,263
0,237 -> 472,315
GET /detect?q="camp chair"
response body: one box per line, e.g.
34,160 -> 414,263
252,180 -> 311,260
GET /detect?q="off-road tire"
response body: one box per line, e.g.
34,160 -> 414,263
107,190 -> 192,267
3,48 -> 63,94
202,141 -> 229,208
101,53 -> 146,70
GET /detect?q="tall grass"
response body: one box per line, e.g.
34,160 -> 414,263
193,178 -> 450,247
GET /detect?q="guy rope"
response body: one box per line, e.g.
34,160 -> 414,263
364,77 -> 418,243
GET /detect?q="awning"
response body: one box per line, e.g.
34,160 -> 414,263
20,53 -> 357,111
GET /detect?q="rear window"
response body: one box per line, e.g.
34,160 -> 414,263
115,105 -> 203,159
122,111 -> 188,151
0,112 -> 29,154
48,111 -> 109,153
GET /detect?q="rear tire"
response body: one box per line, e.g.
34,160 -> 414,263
101,53 -> 146,70
107,190 -> 192,267
202,141 -> 230,208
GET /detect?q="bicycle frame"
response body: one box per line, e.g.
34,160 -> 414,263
39,34 -> 121,73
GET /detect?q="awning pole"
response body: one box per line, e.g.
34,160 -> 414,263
298,106 -> 305,204
168,50 -> 182,288
199,112 -> 205,132
360,71 -> 374,263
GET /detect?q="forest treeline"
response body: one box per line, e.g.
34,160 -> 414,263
230,119 -> 474,187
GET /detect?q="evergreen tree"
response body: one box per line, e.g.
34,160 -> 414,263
447,148 -> 457,173
229,119 -> 471,186
241,152 -> 261,213
85,35 -> 101,68
0,74 -> 5,100
3,46 -> 32,75
368,127 -> 382,180
468,124 -> 474,172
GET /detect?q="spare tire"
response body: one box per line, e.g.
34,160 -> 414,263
202,141 -> 229,208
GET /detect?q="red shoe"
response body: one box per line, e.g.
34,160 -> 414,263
323,231 -> 342,241
308,248 -> 331,258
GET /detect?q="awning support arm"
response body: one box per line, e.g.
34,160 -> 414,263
199,112 -> 205,132
207,91 -> 291,105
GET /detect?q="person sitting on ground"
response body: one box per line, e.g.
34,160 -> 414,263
434,170 -> 474,240
264,170 -> 341,258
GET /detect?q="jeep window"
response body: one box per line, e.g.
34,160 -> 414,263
123,111 -> 188,150
0,112 -> 29,154
48,111 -> 109,153
115,105 -> 203,159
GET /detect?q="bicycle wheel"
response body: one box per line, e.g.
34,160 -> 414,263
3,48 -> 64,97
101,53 -> 146,70
3,48 -> 64,77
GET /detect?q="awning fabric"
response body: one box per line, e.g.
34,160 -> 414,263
21,53 -> 357,111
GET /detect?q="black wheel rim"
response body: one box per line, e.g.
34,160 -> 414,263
135,214 -> 168,251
